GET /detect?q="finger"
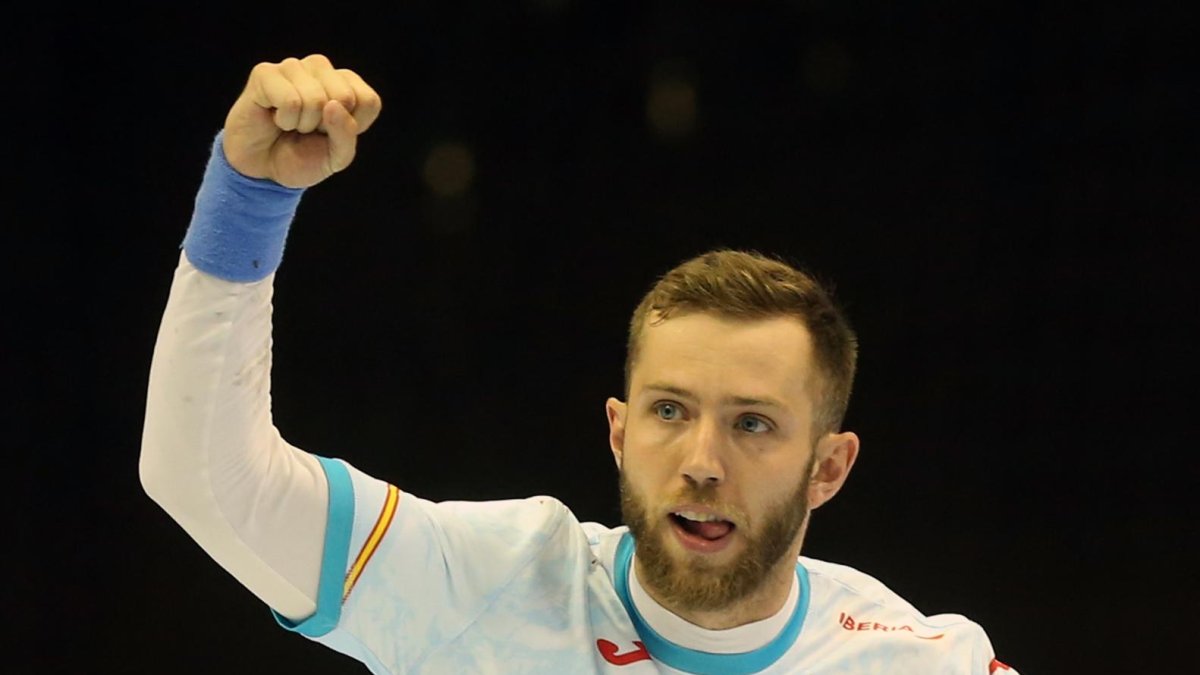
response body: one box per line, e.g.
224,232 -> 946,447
250,63 -> 304,131
299,52 -> 335,73
313,65 -> 357,116
336,69 -> 383,133
323,100 -> 359,174
299,54 -> 356,108
278,57 -> 328,134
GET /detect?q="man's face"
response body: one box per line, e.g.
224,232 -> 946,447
607,312 -> 850,613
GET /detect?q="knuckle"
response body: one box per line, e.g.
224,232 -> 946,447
298,76 -> 328,98
278,95 -> 302,112
303,53 -> 333,67
360,92 -> 382,110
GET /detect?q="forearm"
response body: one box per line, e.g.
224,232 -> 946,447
139,134 -> 326,620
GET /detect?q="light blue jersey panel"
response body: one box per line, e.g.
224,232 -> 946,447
336,474 -> 642,672
275,457 -> 646,673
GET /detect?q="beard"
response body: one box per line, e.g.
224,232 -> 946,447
618,456 -> 814,613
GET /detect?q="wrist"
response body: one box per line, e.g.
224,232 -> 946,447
182,130 -> 305,282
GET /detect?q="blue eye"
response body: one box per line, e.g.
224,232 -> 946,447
654,402 -> 682,421
736,416 -> 770,433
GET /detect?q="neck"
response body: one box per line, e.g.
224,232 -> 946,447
633,548 -> 800,630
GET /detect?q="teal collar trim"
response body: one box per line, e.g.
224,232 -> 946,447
613,532 -> 809,675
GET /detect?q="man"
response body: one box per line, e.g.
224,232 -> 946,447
141,54 -> 1017,674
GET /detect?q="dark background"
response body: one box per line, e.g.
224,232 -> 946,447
13,2 -> 1196,673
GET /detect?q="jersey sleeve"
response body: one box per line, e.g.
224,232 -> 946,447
276,457 -> 578,672
989,658 -> 1020,674
974,626 -> 1021,675
932,613 -> 1022,675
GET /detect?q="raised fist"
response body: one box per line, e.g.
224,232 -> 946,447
221,54 -> 382,188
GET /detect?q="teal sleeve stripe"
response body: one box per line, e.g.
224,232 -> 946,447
272,456 -> 355,638
614,532 -> 810,674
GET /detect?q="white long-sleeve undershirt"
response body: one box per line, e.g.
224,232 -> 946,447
140,252 -> 327,621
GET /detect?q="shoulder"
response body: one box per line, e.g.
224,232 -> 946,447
801,556 -> 925,615
799,556 -> 998,671
432,494 -> 572,525
801,554 -> 982,629
331,457 -> 574,538
401,494 -> 580,557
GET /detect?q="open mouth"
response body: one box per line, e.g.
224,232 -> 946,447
669,511 -> 737,552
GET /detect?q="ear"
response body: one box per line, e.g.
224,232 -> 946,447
807,431 -> 859,510
605,397 -> 628,469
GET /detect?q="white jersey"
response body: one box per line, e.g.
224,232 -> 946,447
282,457 -> 1018,674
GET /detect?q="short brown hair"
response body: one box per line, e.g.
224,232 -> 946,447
624,249 -> 858,438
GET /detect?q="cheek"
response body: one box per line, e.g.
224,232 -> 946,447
621,450 -> 668,487
747,463 -> 805,505
622,420 -> 675,465
620,437 -> 677,491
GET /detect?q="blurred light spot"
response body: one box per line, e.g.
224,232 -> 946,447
647,61 -> 698,140
802,40 -> 852,95
422,142 -> 475,197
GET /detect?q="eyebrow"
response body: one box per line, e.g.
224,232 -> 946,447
642,383 -> 789,411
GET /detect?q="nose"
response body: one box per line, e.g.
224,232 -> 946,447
680,416 -> 726,487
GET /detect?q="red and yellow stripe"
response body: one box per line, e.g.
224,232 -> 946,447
343,483 -> 400,601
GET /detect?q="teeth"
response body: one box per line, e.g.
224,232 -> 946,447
674,511 -> 724,523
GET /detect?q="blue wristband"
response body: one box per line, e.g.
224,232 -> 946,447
181,130 -> 305,282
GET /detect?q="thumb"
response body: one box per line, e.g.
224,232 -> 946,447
323,100 -> 360,175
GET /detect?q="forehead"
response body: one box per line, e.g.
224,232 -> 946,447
632,312 -> 815,403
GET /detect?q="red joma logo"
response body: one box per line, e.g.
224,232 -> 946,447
597,639 -> 651,666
